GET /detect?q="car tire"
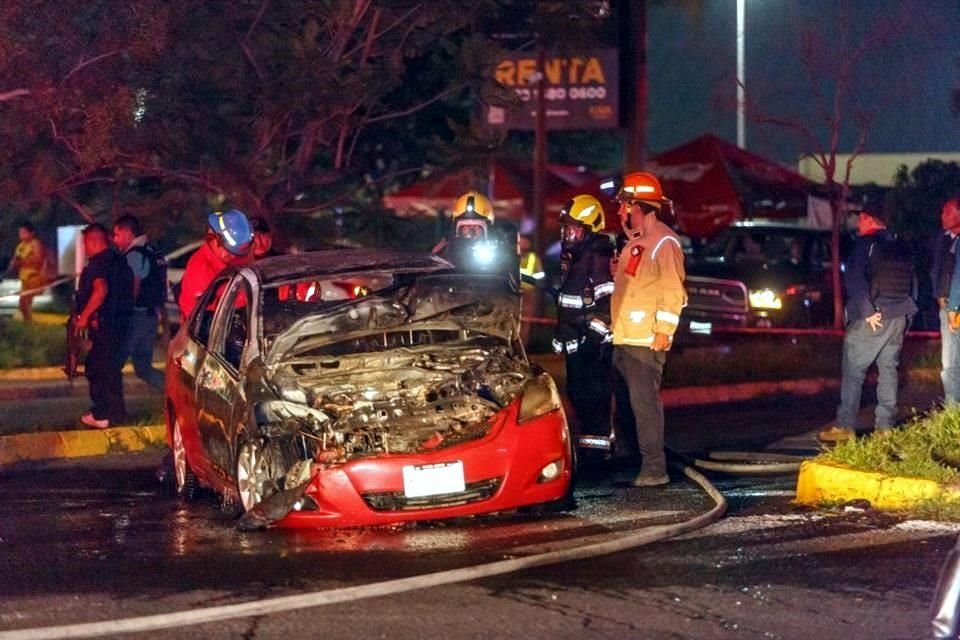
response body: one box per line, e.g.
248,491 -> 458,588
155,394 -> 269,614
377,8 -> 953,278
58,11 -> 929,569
172,416 -> 199,501
235,436 -> 282,513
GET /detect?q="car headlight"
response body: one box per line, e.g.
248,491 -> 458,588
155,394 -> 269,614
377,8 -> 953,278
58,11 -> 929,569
518,374 -> 561,423
748,288 -> 783,310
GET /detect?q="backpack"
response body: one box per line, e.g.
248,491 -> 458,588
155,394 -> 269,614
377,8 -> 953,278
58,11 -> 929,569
867,235 -> 914,303
127,244 -> 168,309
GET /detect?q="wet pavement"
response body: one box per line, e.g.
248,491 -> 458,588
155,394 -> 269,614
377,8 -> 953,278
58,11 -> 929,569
0,391 -> 956,639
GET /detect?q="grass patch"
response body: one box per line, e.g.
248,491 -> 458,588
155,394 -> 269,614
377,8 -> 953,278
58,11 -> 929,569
820,404 -> 960,485
0,318 -> 66,368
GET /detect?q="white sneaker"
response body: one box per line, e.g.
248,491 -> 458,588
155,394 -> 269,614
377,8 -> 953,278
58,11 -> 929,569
80,413 -> 110,430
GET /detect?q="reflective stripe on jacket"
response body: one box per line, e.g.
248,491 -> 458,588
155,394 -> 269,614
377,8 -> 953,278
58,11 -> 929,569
611,220 -> 686,348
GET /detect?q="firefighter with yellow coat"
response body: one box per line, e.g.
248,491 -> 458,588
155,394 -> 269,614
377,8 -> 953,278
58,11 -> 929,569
610,172 -> 686,487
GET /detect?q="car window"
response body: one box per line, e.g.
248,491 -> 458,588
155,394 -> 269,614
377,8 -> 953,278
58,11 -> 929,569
211,279 -> 252,371
191,275 -> 232,347
810,237 -> 830,268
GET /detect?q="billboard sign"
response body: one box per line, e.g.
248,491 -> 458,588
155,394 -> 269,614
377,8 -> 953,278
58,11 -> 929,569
484,49 -> 619,131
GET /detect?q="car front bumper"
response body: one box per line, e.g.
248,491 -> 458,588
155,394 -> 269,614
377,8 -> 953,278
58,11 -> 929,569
277,402 -> 572,528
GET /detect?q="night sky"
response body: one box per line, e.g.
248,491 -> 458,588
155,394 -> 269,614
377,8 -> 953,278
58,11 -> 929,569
646,0 -> 960,165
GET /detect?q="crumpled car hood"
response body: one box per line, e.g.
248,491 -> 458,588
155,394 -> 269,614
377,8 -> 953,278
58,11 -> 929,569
266,273 -> 519,364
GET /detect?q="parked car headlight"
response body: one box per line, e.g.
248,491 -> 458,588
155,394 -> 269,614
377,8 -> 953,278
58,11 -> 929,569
518,374 -> 561,423
748,288 -> 783,310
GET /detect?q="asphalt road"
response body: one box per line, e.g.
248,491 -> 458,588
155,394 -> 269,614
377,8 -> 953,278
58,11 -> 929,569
0,393 -> 956,640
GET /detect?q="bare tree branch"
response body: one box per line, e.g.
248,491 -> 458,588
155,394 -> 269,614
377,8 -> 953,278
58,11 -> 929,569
0,88 -> 29,102
365,83 -> 466,125
340,3 -> 420,63
64,50 -> 123,81
240,40 -> 266,83
49,119 -> 82,158
281,166 -> 425,212
56,191 -> 95,222
245,0 -> 271,40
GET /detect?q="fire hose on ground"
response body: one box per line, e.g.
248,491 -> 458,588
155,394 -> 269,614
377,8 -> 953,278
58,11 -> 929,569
0,448 -> 819,640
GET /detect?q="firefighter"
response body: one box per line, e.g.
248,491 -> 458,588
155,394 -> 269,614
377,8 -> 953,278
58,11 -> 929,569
610,172 -> 686,487
434,191 -> 519,285
177,209 -> 253,320
552,194 -> 616,456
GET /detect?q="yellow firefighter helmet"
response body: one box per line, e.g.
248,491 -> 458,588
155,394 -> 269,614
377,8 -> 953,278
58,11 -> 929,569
559,194 -> 605,233
452,191 -> 494,223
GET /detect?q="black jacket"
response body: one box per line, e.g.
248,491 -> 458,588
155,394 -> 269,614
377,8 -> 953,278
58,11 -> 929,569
554,234 -> 614,349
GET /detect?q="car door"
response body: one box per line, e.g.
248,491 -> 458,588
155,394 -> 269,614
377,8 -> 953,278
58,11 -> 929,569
168,274 -> 233,484
196,276 -> 254,482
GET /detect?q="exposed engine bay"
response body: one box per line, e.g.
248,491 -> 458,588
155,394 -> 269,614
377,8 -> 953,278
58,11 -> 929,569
255,340 -> 529,464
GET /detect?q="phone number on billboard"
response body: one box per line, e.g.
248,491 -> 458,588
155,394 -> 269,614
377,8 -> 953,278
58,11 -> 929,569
514,86 -> 608,101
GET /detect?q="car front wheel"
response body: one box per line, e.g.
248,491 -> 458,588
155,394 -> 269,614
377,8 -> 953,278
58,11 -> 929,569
235,437 -> 281,513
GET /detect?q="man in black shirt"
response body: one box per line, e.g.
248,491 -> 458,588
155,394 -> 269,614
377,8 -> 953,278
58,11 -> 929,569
76,224 -> 134,429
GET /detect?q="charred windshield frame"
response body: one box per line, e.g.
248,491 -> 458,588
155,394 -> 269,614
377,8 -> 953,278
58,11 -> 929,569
263,271 -> 520,360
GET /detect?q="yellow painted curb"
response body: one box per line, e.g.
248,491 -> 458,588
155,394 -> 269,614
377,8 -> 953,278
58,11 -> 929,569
796,459 -> 960,510
0,425 -> 166,465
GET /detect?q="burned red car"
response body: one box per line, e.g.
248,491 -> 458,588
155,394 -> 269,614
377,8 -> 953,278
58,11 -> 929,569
165,249 -> 573,528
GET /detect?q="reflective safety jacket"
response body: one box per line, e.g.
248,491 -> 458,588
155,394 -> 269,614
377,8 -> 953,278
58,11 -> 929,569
611,217 -> 686,349
519,250 -> 544,291
552,234 -> 615,354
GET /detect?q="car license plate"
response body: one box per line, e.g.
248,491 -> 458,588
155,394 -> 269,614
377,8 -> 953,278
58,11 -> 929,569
402,461 -> 465,498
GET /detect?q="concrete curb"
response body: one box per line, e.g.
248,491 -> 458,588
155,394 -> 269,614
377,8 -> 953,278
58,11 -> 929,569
795,460 -> 960,511
0,425 -> 166,466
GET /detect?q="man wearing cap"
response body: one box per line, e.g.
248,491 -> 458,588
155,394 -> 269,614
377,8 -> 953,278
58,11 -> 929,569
178,209 -> 253,320
610,172 -> 686,487
818,204 -> 917,442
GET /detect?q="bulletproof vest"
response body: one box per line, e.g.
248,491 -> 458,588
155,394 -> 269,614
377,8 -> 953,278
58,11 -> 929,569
868,234 -> 914,303
127,244 -> 168,308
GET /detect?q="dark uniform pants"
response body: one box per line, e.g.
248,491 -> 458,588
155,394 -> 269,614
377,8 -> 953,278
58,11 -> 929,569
564,340 -> 612,436
613,345 -> 667,478
85,321 -> 128,423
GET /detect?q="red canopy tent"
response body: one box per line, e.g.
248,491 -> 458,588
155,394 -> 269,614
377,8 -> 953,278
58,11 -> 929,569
644,134 -> 817,239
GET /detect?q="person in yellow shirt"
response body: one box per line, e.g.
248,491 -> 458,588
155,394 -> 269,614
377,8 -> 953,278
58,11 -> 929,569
7,221 -> 47,323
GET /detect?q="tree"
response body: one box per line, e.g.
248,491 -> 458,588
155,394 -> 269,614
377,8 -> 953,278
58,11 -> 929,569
889,160 -> 960,240
0,0 -> 512,234
749,5 -> 918,328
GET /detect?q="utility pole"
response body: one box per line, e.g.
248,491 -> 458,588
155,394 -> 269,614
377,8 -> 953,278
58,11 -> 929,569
736,0 -> 746,149
621,0 -> 648,171
532,44 -> 547,257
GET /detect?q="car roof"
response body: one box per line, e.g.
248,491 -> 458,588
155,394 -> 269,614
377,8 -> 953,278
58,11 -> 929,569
248,248 -> 453,285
